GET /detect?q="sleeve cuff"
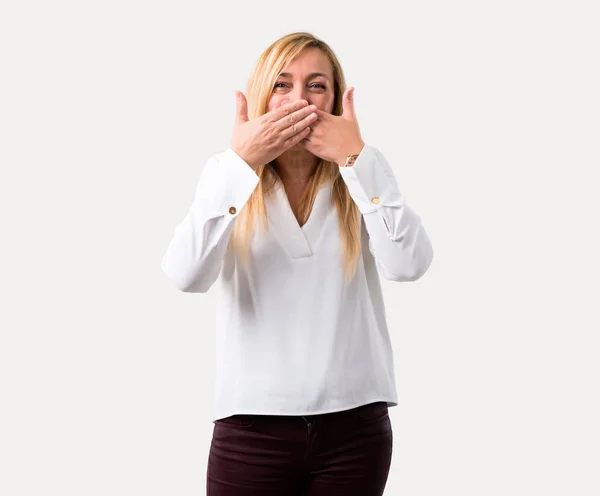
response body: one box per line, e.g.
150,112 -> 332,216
191,148 -> 260,218
338,144 -> 405,214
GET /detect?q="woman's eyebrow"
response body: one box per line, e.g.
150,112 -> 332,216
278,72 -> 331,81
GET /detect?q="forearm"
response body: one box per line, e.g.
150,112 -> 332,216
339,144 -> 433,281
161,148 -> 259,292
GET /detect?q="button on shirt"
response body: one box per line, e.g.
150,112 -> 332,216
160,144 -> 434,421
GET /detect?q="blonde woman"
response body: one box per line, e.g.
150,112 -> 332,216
161,31 -> 434,496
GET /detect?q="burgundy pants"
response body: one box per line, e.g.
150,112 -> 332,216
207,401 -> 393,495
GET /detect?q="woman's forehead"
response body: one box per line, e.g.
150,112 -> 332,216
280,48 -> 333,76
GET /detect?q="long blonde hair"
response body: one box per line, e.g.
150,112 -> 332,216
229,32 -> 362,281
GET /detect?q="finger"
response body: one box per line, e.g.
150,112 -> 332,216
299,130 -> 315,146
300,132 -> 312,143
314,108 -> 331,119
283,125 -> 312,149
264,99 -> 309,123
235,91 -> 249,123
279,109 -> 318,141
275,104 -> 318,133
342,86 -> 355,118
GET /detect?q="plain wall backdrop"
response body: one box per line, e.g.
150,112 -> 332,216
1,0 -> 599,494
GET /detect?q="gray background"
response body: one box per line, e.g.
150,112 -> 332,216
1,0 -> 599,494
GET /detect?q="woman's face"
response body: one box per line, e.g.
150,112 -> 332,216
267,47 -> 335,114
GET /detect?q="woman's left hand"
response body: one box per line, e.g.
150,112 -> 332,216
299,87 -> 365,166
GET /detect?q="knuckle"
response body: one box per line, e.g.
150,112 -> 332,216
263,131 -> 275,145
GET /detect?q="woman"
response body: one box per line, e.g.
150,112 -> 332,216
161,31 -> 434,496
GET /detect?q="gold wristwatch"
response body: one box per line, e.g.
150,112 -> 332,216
342,153 -> 360,167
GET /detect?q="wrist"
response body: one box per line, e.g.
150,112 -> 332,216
337,141 -> 365,167
231,147 -> 259,171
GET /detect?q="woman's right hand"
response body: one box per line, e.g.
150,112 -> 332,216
230,91 -> 319,170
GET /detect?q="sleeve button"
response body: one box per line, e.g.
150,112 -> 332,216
229,206 -> 237,215
371,197 -> 380,205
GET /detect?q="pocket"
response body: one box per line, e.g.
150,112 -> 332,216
215,414 -> 256,428
354,402 -> 389,424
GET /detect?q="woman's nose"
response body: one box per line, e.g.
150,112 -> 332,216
289,86 -> 308,102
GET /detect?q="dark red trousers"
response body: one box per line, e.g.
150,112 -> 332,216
207,401 -> 393,495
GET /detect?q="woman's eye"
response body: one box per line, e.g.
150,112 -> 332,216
273,83 -> 326,89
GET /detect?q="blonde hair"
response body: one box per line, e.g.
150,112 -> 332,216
229,32 -> 362,281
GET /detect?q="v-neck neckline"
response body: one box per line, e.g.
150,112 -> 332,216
277,181 -> 331,230
281,186 -> 310,231
266,182 -> 331,259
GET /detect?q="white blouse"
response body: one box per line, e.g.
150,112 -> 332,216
161,145 -> 434,421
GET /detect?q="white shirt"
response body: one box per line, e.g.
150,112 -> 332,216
161,144 -> 434,421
